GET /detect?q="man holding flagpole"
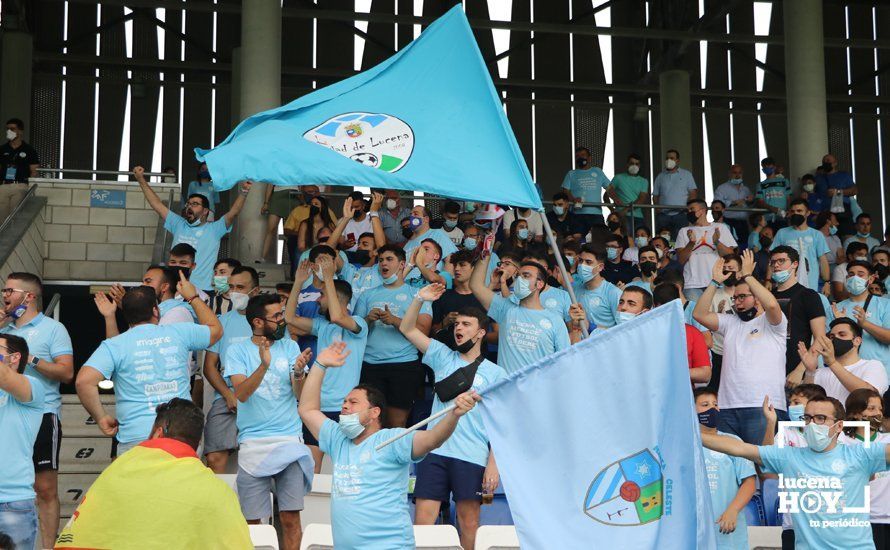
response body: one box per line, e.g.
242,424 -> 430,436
298,342 -> 480,550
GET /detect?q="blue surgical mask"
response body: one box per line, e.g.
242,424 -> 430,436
829,226 -> 838,236
188,218 -> 203,228
729,178 -> 743,185
634,236 -> 648,248
513,277 -> 533,300
409,216 -> 423,230
338,412 -> 366,440
771,269 -> 791,284
845,275 -> 868,296
788,404 -> 805,423
553,205 -> 565,216
566,256 -> 575,267
577,263 -> 595,283
616,311 -> 638,324
606,247 -> 619,261
803,422 -> 836,452
198,170 -> 211,180
857,232 -> 870,238
382,273 -> 399,285
762,167 -> 775,176
443,219 -> 458,230
465,203 -> 477,213
212,276 -> 230,294
463,237 -> 477,251
517,228 -> 529,241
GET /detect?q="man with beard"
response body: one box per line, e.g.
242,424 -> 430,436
134,165 -> 250,292
341,191 -> 372,252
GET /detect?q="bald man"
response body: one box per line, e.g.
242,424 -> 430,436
713,164 -> 753,247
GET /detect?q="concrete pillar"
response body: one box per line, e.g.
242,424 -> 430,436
659,70 -> 693,180
235,0 -> 281,261
0,31 -> 34,136
783,0 -> 828,183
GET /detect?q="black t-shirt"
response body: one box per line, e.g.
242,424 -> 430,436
602,260 -> 641,285
0,141 -> 39,183
431,290 -> 490,351
546,211 -> 587,238
772,282 -> 826,373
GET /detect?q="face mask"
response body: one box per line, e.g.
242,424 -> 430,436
854,255 -> 868,262
577,263 -> 595,283
803,421 -> 836,452
821,162 -> 833,172
309,205 -> 321,218
443,219 -> 458,230
698,407 -> 719,428
517,228 -> 529,241
352,209 -> 364,221
553,205 -> 565,216
771,269 -> 791,284
729,178 -> 743,185
188,217 -> 203,227
266,321 -> 287,341
576,158 -> 588,169
655,248 -> 665,260
712,211 -> 724,221
230,292 -> 250,312
760,237 -> 773,249
314,267 -> 325,282
831,337 -> 855,358
665,158 -> 677,170
338,412 -> 366,440
566,256 -> 576,267
348,249 -> 371,266
453,333 -> 479,354
465,203 -> 477,213
463,237 -> 477,251
513,277 -> 534,300
212,276 -> 230,294
6,129 -> 16,141
660,233 -> 672,242
634,236 -> 648,248
627,164 -> 640,176
409,216 -> 423,230
382,273 -> 399,285
606,247 -> 619,261
735,306 -> 757,322
385,199 -> 398,210
845,275 -> 868,296
686,211 -> 699,224
829,226 -> 838,236
788,404 -> 805,423
616,311 -> 638,325
857,231 -> 870,238
9,296 -> 28,319
865,414 -> 884,432
198,170 -> 211,180
401,227 -> 414,240
802,183 -> 815,193
640,261 -> 657,276
723,273 -> 738,287
607,220 -> 621,231
762,167 -> 775,176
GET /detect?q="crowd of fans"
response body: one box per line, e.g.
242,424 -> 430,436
1,145 -> 890,550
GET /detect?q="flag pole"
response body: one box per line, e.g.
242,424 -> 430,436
375,404 -> 456,451
539,209 -> 589,337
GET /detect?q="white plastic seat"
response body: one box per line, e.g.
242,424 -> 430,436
300,474 -> 332,529
216,473 -> 238,493
475,525 -> 520,550
748,526 -> 782,550
299,524 -> 461,550
248,524 -> 279,550
299,523 -> 333,550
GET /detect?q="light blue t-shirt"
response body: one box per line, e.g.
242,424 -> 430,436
341,263 -> 384,308
186,180 -> 220,207
312,316 -> 369,412
225,338 -> 303,443
206,310 -> 252,402
158,298 -> 196,322
403,228 -> 460,260
353,284 -> 432,364
835,296 -> 890,378
713,181 -> 753,220
486,295 -> 571,374
842,235 -> 881,255
627,280 -> 652,294
0,375 -> 45,503
164,213 -> 231,291
704,432 -> 755,550
318,419 -> 419,550
0,313 -> 72,415
574,280 -> 621,328
755,177 -> 791,221
510,285 -> 572,322
84,323 -> 211,444
759,442 -> 889,550
771,227 -> 830,290
684,300 -> 707,332
653,168 -> 697,211
561,167 -> 610,215
404,267 -> 453,290
422,340 -> 505,467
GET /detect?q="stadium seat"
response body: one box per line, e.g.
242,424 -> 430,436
747,526 -> 782,549
760,478 -> 781,526
301,474 -> 332,529
413,525 -> 462,549
743,494 -> 765,527
249,524 -> 279,550
319,454 -> 332,475
216,473 -> 238,493
299,524 -> 333,550
474,525 -> 520,550
59,437 -> 114,473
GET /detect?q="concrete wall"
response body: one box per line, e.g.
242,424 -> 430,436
0,197 -> 46,282
33,178 -> 180,281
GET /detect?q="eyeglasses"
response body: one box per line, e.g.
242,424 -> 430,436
264,313 -> 284,322
801,414 -> 836,425
1,288 -> 27,295
732,293 -> 752,302
186,201 -> 205,208
768,258 -> 790,266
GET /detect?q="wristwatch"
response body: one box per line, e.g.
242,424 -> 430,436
368,211 -> 380,218
27,356 -> 40,370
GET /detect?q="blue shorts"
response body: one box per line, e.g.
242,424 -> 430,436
303,411 -> 340,446
414,453 -> 485,503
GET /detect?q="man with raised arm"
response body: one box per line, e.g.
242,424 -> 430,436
299,341 -> 481,550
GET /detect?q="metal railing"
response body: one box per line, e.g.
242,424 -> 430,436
0,184 -> 39,234
37,167 -> 174,180
44,293 -> 62,322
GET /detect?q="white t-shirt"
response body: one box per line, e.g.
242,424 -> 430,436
839,431 -> 890,522
708,286 -> 735,355
502,208 -> 544,239
343,216 -> 374,251
716,311 -> 787,410
831,262 -> 848,284
675,223 -> 738,289
825,234 -> 842,268
442,226 -> 464,247
813,358 -> 889,404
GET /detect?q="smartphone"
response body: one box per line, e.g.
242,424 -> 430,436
346,232 -> 356,243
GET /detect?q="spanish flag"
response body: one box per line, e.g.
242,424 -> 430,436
55,438 -> 251,549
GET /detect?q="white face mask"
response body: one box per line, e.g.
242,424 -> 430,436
386,199 -> 398,210
230,292 -> 250,312
665,158 -> 677,170
6,129 -> 16,141
627,164 -> 640,176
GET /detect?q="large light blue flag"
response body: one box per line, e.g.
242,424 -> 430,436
195,6 -> 541,209
476,301 -> 717,549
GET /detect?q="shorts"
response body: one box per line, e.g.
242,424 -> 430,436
360,360 -> 426,410
303,411 -> 340,447
203,398 -> 239,454
115,439 -> 141,457
267,189 -> 299,219
237,461 -> 308,520
33,413 -> 62,471
413,453 -> 485,503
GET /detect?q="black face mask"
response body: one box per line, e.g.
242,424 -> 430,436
821,162 -> 833,172
309,205 -> 320,218
266,321 -> 287,341
698,407 -> 719,429
452,337 -> 476,354
760,237 -> 773,249
348,249 -> 371,266
686,211 -> 699,224
607,220 -> 621,231
401,227 -> 414,240
352,209 -> 364,221
576,158 -> 588,169
723,272 -> 738,287
788,214 -> 806,227
712,211 -> 723,221
640,261 -> 657,276
735,307 -> 757,322
832,337 -> 855,357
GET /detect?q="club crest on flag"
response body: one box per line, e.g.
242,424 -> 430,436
584,448 -> 664,526
303,112 -> 415,172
